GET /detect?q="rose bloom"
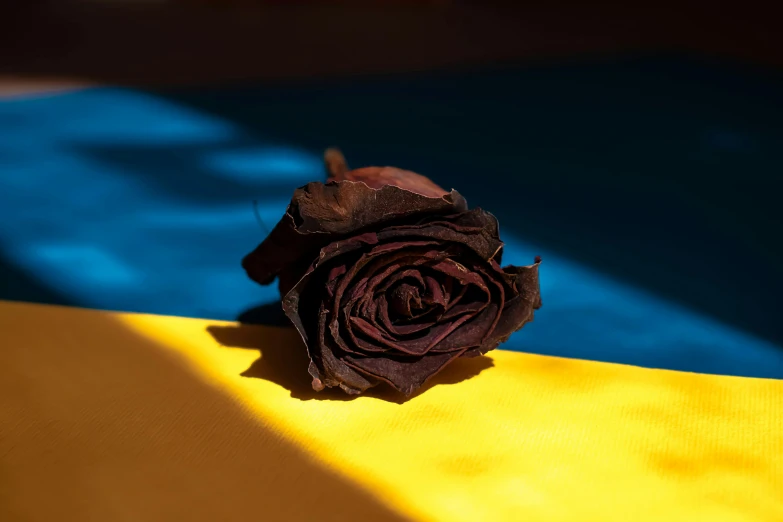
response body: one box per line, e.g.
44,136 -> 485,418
243,150 -> 541,396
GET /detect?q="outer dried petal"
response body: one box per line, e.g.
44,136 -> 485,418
343,349 -> 469,396
325,147 -> 448,198
242,181 -> 467,296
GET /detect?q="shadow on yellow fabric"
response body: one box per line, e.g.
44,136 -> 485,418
207,323 -> 494,403
2,300 -> 782,521
0,302 -> 408,522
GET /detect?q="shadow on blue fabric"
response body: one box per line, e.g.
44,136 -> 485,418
1,55 -> 781,379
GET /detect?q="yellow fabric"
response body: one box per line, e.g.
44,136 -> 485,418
1,301 -> 782,522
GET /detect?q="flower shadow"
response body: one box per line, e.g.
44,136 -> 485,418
236,301 -> 291,327
207,322 -> 494,404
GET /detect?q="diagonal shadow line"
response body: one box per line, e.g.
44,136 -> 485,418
0,303 -> 412,522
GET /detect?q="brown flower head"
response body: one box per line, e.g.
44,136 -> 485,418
243,149 -> 542,396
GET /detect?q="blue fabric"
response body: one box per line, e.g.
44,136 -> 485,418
2,57 -> 782,378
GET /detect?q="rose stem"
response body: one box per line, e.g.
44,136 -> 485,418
324,147 -> 349,179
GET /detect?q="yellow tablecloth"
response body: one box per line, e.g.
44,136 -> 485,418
1,300 -> 781,521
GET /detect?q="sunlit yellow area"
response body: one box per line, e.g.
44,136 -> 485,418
2,300 -> 782,522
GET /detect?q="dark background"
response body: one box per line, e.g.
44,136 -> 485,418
3,1 -> 782,87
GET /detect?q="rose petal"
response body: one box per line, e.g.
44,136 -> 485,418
471,260 -> 508,343
427,258 -> 514,353
363,269 -> 426,321
428,259 -> 488,291
377,269 -> 426,294
307,303 -> 377,394
342,309 -> 397,354
359,294 -> 434,341
442,281 -> 467,313
362,295 -> 384,332
389,283 -> 422,317
328,166 -> 449,198
331,245 -> 433,321
428,302 -> 500,353
464,259 -> 542,356
376,208 -> 503,261
343,349 -> 469,396
376,297 -> 435,337
440,277 -> 452,305
243,181 -> 466,289
350,313 -> 474,356
422,275 -> 446,306
349,250 -> 446,321
337,254 -> 428,355
439,300 -> 487,321
503,259 -> 543,309
391,209 -> 500,244
332,247 -> 445,344
325,264 -> 347,298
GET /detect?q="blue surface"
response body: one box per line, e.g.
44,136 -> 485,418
2,56 -> 782,379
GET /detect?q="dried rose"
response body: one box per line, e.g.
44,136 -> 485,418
242,149 -> 542,396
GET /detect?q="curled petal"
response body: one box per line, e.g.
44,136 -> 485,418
311,303 -> 377,394
349,312 -> 475,356
504,258 -> 544,309
377,209 -> 503,261
329,165 -> 449,199
376,297 -> 436,337
344,349 -> 469,397
243,181 -> 466,289
428,302 -> 500,353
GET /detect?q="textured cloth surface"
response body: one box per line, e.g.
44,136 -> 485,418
2,300 -> 781,522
